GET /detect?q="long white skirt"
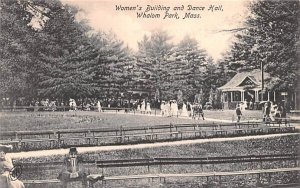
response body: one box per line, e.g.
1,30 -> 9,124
181,104 -> 189,117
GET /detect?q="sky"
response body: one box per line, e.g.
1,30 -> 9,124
61,0 -> 251,61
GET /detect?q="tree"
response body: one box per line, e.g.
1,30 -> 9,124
0,0 -> 40,106
223,0 -> 299,92
35,3 -> 99,102
91,32 -> 134,100
166,36 -> 208,101
136,30 -> 173,100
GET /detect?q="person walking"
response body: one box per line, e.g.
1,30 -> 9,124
181,102 -> 189,117
160,101 -> 166,116
146,101 -> 151,114
264,102 -> 271,122
236,104 -> 242,122
141,100 -> 146,114
198,104 -> 205,120
97,100 -> 102,113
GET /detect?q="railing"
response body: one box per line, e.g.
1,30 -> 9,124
22,168 -> 300,188
0,122 -> 296,152
19,153 -> 300,188
95,153 -> 299,168
18,153 -> 299,168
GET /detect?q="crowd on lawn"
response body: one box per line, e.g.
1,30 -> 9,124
9,97 -> 208,120
1,97 -> 290,123
235,101 -> 287,122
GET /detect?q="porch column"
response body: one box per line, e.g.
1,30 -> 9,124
241,91 -> 244,101
273,91 -> 276,102
267,92 -> 270,101
295,91 -> 297,109
255,90 -> 258,102
231,92 -> 233,102
295,92 -> 297,109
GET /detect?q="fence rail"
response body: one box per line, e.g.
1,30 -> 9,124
17,153 -> 299,168
95,153 -> 299,168
22,167 -> 300,187
0,121 -> 296,152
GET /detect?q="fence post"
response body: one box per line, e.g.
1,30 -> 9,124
57,131 -> 61,148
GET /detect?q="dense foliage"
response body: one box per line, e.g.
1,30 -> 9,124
0,0 -> 298,107
223,0 -> 299,92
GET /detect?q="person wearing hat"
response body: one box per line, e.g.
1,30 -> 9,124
0,145 -> 25,188
236,104 -> 242,122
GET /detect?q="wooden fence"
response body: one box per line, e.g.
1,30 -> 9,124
0,122 -> 296,152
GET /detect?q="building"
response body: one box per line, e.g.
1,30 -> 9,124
218,69 -> 281,110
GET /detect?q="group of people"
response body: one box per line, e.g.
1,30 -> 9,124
136,100 -> 152,114
160,100 -> 180,117
235,101 -> 287,123
189,102 -> 205,120
159,100 -> 205,120
263,101 -> 287,122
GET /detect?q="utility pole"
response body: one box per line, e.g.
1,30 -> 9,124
261,59 -> 264,101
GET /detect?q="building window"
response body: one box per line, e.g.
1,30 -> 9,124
233,91 -> 241,101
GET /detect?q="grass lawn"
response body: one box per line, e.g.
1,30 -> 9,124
19,134 -> 300,188
0,110 -> 263,132
1,110 -> 298,188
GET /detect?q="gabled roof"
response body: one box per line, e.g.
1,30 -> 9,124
218,69 -> 273,91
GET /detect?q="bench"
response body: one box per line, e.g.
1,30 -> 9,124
84,135 -> 124,145
152,132 -> 180,140
123,133 -> 153,142
178,130 -> 203,139
204,129 -> 227,137
19,138 -> 57,148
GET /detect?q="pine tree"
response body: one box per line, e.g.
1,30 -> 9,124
90,32 -> 133,101
136,31 -> 173,100
223,0 -> 299,91
166,36 -> 209,101
35,3 -> 99,101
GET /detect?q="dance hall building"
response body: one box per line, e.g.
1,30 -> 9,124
218,69 -> 297,110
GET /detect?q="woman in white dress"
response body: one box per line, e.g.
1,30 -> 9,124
97,101 -> 102,112
137,102 -> 141,111
141,100 -> 146,114
170,100 -> 178,117
174,101 -> 179,116
146,102 -> 151,114
181,102 -> 189,117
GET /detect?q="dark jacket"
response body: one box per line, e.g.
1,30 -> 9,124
236,107 -> 242,116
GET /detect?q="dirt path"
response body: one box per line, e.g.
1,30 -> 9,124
7,133 -> 299,159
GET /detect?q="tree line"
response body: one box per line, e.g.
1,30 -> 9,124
0,0 -> 299,107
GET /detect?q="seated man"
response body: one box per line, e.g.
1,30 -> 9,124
0,145 -> 25,188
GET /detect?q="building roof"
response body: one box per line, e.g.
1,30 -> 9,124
218,69 -> 275,91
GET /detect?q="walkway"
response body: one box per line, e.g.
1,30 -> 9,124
7,132 -> 300,159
